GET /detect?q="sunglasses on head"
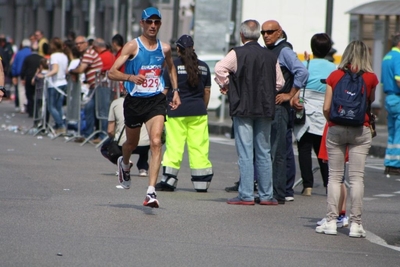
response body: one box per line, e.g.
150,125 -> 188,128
144,19 -> 161,26
261,29 -> 278,35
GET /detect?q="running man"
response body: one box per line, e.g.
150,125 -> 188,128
108,7 -> 180,208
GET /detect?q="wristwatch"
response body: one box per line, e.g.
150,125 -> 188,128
172,88 -> 180,93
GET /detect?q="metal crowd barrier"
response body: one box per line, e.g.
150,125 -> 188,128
63,78 -> 84,143
79,71 -> 113,148
24,79 -> 56,136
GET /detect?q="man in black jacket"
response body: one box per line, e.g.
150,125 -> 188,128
215,19 -> 284,205
20,50 -> 43,118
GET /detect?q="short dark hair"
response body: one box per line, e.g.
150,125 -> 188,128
310,33 -> 332,58
392,34 -> 400,47
112,34 -> 124,47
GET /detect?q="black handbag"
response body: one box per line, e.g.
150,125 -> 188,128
107,126 -> 125,164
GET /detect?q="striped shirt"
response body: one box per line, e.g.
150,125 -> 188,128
81,48 -> 103,88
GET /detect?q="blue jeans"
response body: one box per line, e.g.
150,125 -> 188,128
233,116 -> 273,201
81,88 -> 109,138
47,85 -> 66,129
82,92 -> 95,137
271,105 -> 289,201
384,94 -> 400,168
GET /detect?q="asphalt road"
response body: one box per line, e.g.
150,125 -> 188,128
1,101 -> 399,267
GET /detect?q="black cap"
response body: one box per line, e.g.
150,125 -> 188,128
176,34 -> 194,49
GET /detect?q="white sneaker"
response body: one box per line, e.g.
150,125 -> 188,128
117,156 -> 131,189
317,216 -> 349,228
337,216 -> 349,228
316,219 -> 337,235
285,196 -> 294,202
317,217 -> 326,226
143,192 -> 159,208
139,169 -> 148,177
349,223 -> 366,238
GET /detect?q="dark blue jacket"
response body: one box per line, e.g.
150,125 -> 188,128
11,46 -> 31,77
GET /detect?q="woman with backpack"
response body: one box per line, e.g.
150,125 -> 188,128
316,40 -> 378,238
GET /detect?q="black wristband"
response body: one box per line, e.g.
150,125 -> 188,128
172,88 -> 179,93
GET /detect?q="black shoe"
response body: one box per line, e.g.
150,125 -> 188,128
385,166 -> 400,175
195,189 -> 208,193
155,181 -> 175,192
277,199 -> 285,205
225,181 -> 239,192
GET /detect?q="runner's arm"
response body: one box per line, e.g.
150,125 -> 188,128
108,40 -> 145,85
163,43 -> 180,109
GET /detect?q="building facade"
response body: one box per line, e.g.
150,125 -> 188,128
0,0 -> 192,47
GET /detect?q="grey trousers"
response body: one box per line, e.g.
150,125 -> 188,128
326,125 -> 371,225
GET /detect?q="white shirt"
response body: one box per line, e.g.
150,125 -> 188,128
50,52 -> 68,87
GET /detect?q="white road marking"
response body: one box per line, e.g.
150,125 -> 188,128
209,136 -> 235,146
373,194 -> 396,197
367,231 -> 400,252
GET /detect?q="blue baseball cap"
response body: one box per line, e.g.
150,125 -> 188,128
142,7 -> 162,20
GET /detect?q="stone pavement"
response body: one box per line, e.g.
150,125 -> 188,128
207,109 -> 388,159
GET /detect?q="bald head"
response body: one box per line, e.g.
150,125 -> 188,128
261,20 -> 282,46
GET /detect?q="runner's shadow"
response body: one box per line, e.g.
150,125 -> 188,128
104,203 -> 160,214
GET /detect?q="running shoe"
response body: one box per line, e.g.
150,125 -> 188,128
143,192 -> 159,208
317,216 -> 349,228
315,220 -> 337,235
337,216 -> 349,228
139,169 -> 148,177
349,223 -> 366,238
117,156 -> 131,189
116,161 -> 133,176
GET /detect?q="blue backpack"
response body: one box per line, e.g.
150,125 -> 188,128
329,70 -> 367,126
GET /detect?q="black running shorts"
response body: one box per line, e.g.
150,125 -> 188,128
123,93 -> 167,129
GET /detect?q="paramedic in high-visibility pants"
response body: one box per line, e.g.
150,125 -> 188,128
156,34 -> 213,192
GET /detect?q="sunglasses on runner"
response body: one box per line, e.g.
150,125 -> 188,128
144,19 -> 161,26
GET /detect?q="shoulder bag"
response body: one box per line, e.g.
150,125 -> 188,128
107,126 -> 125,164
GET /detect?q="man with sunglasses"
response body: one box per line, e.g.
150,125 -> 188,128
108,7 -> 180,208
262,20 -> 309,204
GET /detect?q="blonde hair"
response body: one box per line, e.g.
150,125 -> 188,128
338,40 -> 373,73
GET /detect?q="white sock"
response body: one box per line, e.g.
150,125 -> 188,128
121,161 -> 130,171
147,186 -> 155,194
